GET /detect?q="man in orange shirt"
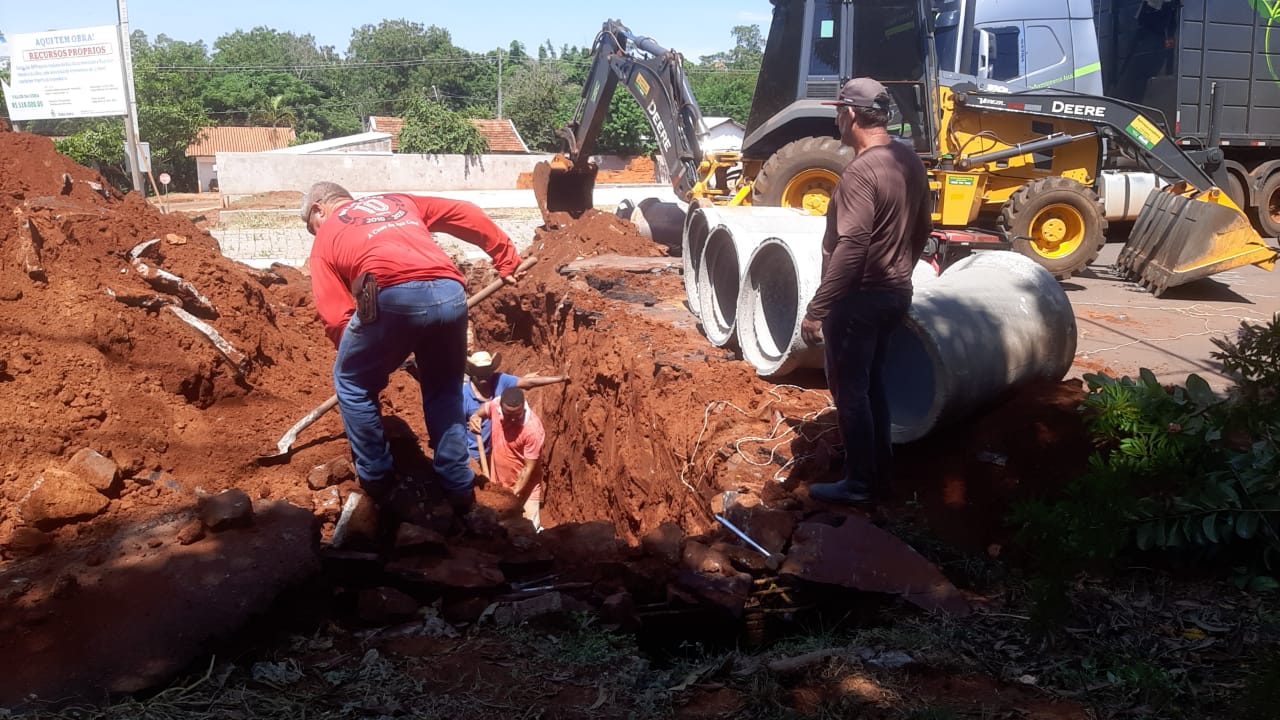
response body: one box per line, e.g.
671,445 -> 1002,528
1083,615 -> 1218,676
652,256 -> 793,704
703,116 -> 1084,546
303,181 -> 522,517
468,387 -> 546,531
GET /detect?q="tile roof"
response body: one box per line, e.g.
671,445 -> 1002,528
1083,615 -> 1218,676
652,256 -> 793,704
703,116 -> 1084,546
185,126 -> 297,157
367,115 -> 529,153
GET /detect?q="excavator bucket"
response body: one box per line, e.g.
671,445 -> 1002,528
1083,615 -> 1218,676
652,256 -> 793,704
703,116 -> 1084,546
1117,185 -> 1278,296
531,155 -> 598,225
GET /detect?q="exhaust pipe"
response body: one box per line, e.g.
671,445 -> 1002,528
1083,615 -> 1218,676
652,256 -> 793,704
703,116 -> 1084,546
695,207 -> 814,348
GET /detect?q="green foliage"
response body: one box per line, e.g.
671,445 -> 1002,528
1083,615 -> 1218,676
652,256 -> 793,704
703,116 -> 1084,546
397,97 -> 488,155
1010,314 -> 1280,622
596,91 -> 656,156
54,120 -> 127,187
503,60 -> 573,151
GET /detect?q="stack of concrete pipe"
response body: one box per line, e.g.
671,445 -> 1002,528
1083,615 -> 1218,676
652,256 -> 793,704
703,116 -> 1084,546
615,196 -> 688,254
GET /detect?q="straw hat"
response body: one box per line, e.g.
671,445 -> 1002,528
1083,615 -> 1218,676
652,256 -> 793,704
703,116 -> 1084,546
467,351 -> 497,371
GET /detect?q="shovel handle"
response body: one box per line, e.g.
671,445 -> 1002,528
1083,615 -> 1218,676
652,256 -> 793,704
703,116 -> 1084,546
475,431 -> 491,477
466,256 -> 538,309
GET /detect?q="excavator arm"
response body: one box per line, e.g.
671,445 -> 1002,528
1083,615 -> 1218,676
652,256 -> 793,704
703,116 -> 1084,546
949,83 -> 1276,295
537,20 -> 707,216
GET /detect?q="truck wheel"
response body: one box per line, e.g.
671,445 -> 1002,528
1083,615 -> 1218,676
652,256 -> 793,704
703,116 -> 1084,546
751,136 -> 853,216
1000,176 -> 1107,280
1249,171 -> 1280,238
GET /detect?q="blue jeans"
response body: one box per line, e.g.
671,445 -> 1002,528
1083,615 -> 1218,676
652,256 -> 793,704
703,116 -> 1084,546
333,278 -> 471,498
823,289 -> 911,491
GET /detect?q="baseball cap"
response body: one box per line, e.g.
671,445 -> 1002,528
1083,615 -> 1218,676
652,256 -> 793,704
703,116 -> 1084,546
821,77 -> 890,109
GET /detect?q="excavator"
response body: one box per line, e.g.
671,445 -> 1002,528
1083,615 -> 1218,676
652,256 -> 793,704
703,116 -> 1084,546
536,1 -> 1277,295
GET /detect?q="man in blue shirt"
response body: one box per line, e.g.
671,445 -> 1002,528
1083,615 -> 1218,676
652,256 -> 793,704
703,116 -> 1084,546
461,350 -> 568,465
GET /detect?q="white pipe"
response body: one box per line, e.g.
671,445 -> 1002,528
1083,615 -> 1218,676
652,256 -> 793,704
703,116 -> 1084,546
885,251 -> 1077,443
616,196 -> 688,254
735,235 -> 827,377
695,206 -> 814,347
681,203 -> 721,319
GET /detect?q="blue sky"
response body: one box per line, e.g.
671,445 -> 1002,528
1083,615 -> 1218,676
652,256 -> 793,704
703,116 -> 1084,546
2,1 -> 771,61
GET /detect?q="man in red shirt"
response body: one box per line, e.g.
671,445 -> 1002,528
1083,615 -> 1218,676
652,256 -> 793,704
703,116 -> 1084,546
468,387 -> 546,531
303,181 -> 522,516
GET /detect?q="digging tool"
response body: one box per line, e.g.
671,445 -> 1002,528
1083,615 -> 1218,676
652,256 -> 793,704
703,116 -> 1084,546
475,431 -> 491,478
714,513 -> 785,571
256,256 -> 538,463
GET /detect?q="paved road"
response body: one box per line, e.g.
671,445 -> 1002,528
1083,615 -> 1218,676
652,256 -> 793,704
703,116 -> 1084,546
205,186 -> 1278,391
1067,242 -> 1279,390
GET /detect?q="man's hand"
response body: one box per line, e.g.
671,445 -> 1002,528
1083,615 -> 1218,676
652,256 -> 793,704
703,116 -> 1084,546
801,316 -> 824,345
501,274 -> 519,286
467,414 -> 483,433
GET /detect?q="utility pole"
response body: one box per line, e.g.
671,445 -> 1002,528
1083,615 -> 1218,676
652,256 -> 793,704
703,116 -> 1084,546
496,50 -> 503,119
117,0 -> 144,195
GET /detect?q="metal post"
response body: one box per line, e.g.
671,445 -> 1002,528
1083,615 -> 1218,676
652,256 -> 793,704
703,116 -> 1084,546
496,50 -> 503,119
117,0 -> 144,195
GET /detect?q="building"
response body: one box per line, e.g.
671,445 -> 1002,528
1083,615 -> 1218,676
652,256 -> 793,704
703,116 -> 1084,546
365,116 -> 529,154
700,117 -> 746,152
184,126 -> 296,192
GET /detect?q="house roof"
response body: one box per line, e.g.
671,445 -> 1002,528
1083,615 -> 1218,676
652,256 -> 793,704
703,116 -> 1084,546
185,126 -> 297,157
366,115 -> 529,153
703,116 -> 745,131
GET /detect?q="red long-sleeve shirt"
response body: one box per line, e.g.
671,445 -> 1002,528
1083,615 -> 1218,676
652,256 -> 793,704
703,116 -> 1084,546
308,193 -> 521,346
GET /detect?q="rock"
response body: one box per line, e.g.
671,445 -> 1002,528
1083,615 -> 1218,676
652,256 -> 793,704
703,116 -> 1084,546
66,448 -> 120,495
682,540 -> 735,576
198,489 -> 254,531
306,457 -> 354,490
357,587 -> 420,624
641,521 -> 684,563
441,596 -> 493,624
781,518 -> 970,616
175,518 -> 204,546
386,546 -> 506,590
1,526 -> 53,557
671,569 -> 752,617
0,501 -> 318,705
20,469 -> 110,530
394,523 -> 447,552
600,591 -> 637,629
723,506 -> 796,555
487,591 -> 587,627
540,520 -> 623,565
711,541 -> 771,574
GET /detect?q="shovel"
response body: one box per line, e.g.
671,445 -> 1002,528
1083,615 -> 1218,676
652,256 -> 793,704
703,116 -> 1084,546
256,256 -> 538,463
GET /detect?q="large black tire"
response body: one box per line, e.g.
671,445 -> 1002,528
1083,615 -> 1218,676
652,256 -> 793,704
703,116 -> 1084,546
1226,170 -> 1247,212
1000,176 -> 1108,280
1249,170 -> 1280,239
751,136 -> 854,216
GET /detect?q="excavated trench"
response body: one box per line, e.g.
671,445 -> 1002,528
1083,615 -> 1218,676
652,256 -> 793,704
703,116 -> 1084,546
0,132 -> 1094,706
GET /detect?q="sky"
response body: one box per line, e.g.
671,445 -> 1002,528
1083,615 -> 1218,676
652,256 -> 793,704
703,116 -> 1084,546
1,1 -> 772,62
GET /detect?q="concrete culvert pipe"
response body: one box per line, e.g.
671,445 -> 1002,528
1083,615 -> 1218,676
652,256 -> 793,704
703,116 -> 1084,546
885,251 -> 1077,443
695,206 -> 815,348
735,234 -> 826,377
615,196 -> 688,255
681,202 -> 721,319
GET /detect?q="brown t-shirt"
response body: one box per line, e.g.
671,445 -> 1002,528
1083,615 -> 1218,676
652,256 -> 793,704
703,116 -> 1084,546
805,140 -> 930,322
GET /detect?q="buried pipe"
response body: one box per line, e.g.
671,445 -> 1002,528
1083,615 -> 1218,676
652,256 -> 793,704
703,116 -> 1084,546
615,196 -> 688,255
884,251 -> 1076,442
696,207 -> 819,348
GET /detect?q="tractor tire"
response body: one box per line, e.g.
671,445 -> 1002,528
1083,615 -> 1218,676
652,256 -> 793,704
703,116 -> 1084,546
751,136 -> 853,216
1248,171 -> 1280,239
1000,176 -> 1108,280
1226,170 -> 1247,212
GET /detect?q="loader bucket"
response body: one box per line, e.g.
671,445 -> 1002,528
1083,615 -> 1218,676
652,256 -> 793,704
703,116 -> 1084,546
531,155 -> 598,226
1117,187 -> 1277,296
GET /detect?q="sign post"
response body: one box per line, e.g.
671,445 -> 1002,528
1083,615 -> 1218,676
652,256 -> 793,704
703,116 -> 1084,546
117,0 -> 144,195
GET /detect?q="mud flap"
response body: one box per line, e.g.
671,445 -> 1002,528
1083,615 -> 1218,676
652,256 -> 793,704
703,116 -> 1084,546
531,157 -> 598,224
1117,189 -> 1277,296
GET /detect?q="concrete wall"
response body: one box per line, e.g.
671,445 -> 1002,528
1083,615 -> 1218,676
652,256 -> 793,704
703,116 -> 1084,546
216,151 -> 557,198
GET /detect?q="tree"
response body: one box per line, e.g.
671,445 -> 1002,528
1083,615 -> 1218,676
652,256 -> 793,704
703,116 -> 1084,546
504,60 -> 573,151
54,120 -> 127,187
397,97 -> 488,154
689,24 -> 763,125
596,92 -> 656,156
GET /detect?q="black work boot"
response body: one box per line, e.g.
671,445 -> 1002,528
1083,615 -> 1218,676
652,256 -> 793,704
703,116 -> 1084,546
808,478 -> 873,505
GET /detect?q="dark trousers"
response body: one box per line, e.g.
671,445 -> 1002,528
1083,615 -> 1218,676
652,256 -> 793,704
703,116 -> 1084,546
822,289 -> 911,491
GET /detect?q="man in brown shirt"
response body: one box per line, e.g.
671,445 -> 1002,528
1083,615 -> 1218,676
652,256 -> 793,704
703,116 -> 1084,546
800,77 -> 931,504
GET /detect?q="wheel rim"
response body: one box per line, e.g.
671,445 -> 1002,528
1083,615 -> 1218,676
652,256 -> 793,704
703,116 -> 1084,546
780,169 -> 839,215
1027,203 -> 1086,259
1268,183 -> 1280,224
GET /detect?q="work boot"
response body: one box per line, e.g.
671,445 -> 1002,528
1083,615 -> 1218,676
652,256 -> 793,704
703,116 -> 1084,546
808,478 -> 873,505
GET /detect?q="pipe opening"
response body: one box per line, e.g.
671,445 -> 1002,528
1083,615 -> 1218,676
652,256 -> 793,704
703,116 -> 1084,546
742,242 -> 799,362
701,226 -> 743,342
884,322 -> 939,441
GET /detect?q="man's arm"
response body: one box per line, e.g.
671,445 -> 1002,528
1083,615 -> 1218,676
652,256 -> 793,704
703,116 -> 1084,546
308,254 -> 355,347
408,196 -> 521,277
516,374 -> 569,390
467,402 -> 493,433
512,458 -> 539,497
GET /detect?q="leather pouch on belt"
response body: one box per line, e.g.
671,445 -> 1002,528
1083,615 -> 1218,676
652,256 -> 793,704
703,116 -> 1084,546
352,272 -> 379,324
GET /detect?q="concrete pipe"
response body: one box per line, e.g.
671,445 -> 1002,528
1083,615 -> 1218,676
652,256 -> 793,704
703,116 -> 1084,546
696,206 -> 816,348
884,251 -> 1077,443
736,234 -> 826,377
681,202 -> 721,319
615,196 -> 688,255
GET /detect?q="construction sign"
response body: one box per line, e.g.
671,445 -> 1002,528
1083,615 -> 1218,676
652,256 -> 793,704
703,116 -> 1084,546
2,25 -> 126,121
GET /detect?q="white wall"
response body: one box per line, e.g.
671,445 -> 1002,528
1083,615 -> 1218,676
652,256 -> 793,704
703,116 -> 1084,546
195,157 -> 217,193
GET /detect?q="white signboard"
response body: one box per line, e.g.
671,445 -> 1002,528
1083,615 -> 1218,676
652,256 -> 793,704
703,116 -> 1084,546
3,25 -> 126,121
